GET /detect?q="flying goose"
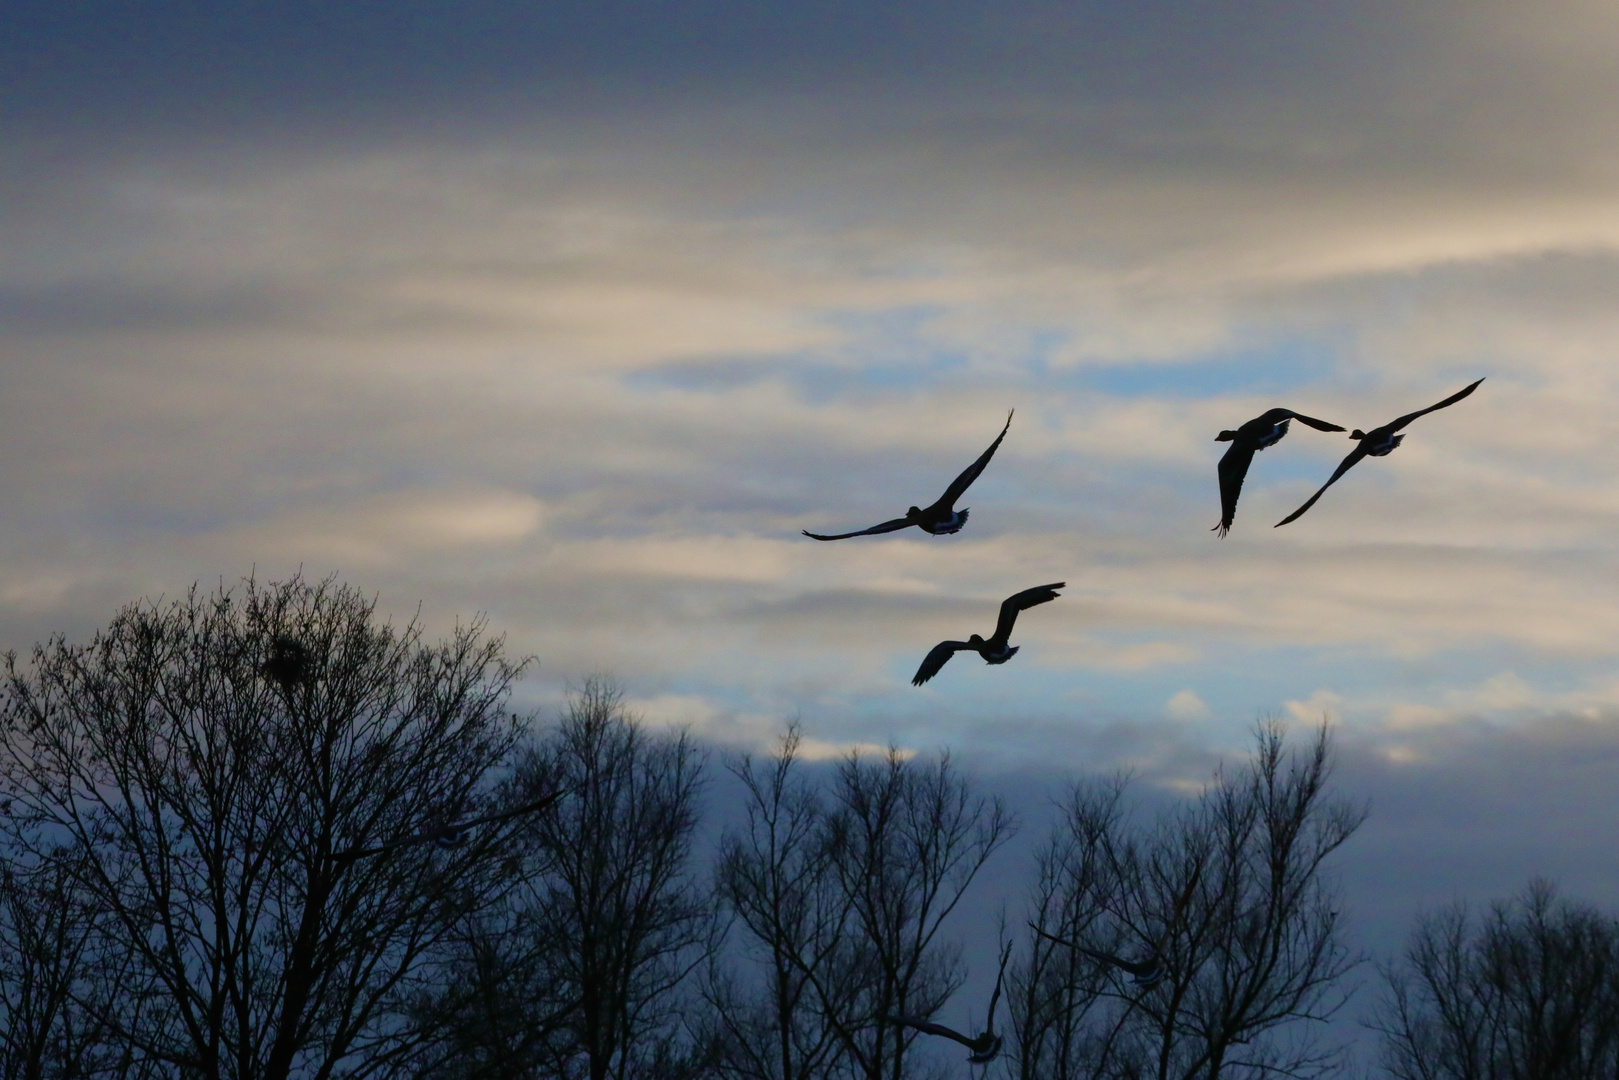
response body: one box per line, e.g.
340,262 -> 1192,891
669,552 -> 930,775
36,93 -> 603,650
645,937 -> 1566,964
804,411 -> 1012,540
912,582 -> 1064,686
1212,408 -> 1346,536
888,942 -> 1011,1064
337,789 -> 564,861
1275,378 -> 1483,527
1032,926 -> 1164,988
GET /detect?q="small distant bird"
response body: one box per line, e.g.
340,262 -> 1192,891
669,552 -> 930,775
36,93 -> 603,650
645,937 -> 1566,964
1032,926 -> 1164,988
260,636 -> 309,691
804,411 -> 1013,540
1275,378 -> 1484,527
889,942 -> 1010,1064
911,583 -> 1064,686
336,789 -> 564,861
1212,408 -> 1346,536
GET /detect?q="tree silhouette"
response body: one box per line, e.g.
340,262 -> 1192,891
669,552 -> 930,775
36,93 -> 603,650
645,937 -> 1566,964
707,726 -> 855,1080
1017,722 -> 1365,1080
0,574 -> 528,1080
1377,879 -> 1619,1080
418,678 -> 713,1080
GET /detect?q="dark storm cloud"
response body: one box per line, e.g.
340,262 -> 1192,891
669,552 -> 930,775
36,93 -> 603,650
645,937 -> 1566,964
2,0 -> 1422,142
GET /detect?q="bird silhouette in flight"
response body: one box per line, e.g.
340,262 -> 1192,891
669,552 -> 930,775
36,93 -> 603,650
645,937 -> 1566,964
1275,378 -> 1483,527
260,636 -> 310,692
889,941 -> 1011,1064
912,582 -> 1064,686
1032,925 -> 1164,987
1212,408 -> 1346,536
337,789 -> 565,861
804,411 -> 1012,540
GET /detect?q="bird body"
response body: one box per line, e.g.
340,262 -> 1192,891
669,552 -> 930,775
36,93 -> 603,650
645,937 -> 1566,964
1275,379 -> 1483,528
912,583 -> 1063,685
804,411 -> 1011,540
1212,408 -> 1346,536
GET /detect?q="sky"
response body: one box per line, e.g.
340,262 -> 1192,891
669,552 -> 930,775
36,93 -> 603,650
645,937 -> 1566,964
6,0 -> 1619,1056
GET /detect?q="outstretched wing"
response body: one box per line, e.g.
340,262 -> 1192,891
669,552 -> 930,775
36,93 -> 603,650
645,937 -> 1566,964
339,790 -> 566,860
992,582 -> 1065,644
912,641 -> 971,686
984,939 -> 1012,1033
1273,444 -> 1370,528
933,410 -> 1014,511
1213,441 -> 1257,537
451,788 -> 566,832
1031,926 -> 1158,978
802,517 -> 915,541
337,833 -> 421,861
1387,378 -> 1484,433
888,1015 -> 973,1047
1278,410 -> 1347,433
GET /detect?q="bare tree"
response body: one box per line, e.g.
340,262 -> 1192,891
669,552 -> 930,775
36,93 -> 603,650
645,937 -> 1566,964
404,907 -> 578,1080
1376,880 -> 1619,1080
810,747 -> 1014,1080
706,726 -> 856,1080
0,853 -> 123,1080
1014,778 -> 1148,1080
1017,721 -> 1366,1080
0,574 -> 529,1080
504,677 -> 714,1080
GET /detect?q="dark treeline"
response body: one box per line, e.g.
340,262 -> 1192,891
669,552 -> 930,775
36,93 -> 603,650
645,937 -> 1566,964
0,576 -> 1614,1080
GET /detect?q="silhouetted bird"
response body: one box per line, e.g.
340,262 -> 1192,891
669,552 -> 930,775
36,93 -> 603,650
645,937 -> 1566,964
337,789 -> 564,861
1212,408 -> 1346,536
1033,925 -> 1164,987
804,411 -> 1012,540
260,636 -> 309,691
912,582 -> 1064,686
1275,378 -> 1484,527
889,942 -> 1011,1064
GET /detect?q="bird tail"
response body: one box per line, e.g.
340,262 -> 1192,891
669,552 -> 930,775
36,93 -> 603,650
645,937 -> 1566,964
1211,520 -> 1230,537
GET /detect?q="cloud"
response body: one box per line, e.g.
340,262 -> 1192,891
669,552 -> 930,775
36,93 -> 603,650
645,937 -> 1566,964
1165,689 -> 1210,721
206,489 -> 544,568
2,6 -> 1619,792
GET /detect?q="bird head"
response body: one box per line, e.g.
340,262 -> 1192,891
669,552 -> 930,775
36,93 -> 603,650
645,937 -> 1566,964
906,506 -> 922,519
968,633 -> 985,645
1349,429 -> 1366,440
1214,430 -> 1238,442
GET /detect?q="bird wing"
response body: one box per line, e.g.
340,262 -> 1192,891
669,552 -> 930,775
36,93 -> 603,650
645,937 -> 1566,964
984,939 -> 1012,1034
452,789 -> 566,831
1213,441 -> 1257,536
1031,927 -> 1157,978
1386,378 -> 1484,433
1278,410 -> 1347,433
338,790 -> 566,860
802,517 -> 915,541
933,410 -> 1013,510
336,833 -> 420,861
992,582 -> 1065,644
1273,444 -> 1370,527
912,641 -> 971,686
888,1015 -> 974,1047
